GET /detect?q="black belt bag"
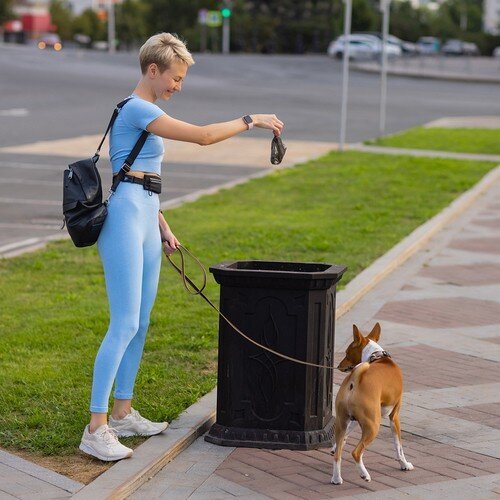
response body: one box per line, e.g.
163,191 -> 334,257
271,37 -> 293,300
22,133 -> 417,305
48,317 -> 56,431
120,173 -> 162,194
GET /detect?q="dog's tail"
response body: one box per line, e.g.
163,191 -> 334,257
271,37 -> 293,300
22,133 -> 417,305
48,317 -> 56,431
348,362 -> 370,391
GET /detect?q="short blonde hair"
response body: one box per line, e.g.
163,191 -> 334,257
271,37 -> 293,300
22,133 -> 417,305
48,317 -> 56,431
139,33 -> 195,74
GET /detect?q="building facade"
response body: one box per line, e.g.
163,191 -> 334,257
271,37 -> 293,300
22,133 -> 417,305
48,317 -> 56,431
483,0 -> 500,34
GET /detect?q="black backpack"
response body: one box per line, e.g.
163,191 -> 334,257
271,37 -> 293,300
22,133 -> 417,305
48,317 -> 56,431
62,98 -> 149,247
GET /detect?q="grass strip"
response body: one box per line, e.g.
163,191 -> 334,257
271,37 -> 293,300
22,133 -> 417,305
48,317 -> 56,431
366,127 -> 500,156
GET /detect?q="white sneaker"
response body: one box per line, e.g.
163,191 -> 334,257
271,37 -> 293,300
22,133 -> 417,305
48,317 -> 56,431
79,424 -> 133,461
109,408 -> 169,437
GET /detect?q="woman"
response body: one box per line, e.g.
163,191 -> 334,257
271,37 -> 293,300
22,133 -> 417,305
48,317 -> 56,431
79,32 -> 284,461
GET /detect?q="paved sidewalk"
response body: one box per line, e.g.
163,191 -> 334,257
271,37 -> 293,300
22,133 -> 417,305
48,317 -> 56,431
0,449 -> 83,498
130,170 -> 500,497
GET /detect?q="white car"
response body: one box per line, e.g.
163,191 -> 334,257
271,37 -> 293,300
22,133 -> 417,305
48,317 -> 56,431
328,34 -> 401,61
494,46 -> 500,58
328,35 -> 379,60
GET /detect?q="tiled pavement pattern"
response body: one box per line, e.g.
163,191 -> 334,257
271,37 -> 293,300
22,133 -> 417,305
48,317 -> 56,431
131,177 -> 500,499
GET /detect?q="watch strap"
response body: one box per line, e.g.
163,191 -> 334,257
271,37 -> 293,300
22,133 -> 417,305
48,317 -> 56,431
243,115 -> 253,130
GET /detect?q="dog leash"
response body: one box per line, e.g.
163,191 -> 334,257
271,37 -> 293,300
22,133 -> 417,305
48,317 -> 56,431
167,245 -> 340,371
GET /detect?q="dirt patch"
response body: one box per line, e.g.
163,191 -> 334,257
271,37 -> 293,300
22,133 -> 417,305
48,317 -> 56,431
2,447 -> 113,484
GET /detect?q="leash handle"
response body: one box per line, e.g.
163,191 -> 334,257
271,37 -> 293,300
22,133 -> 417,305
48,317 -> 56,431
167,244 -> 207,295
166,245 -> 338,371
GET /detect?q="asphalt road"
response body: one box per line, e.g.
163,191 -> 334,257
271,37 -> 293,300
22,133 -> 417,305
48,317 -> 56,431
2,44 -> 500,146
1,44 -> 499,255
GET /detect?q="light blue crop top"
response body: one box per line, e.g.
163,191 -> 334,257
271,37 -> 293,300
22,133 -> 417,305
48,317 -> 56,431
109,94 -> 165,175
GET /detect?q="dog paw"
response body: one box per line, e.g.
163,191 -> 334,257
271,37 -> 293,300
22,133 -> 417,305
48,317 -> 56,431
361,473 -> 371,482
330,447 -> 336,456
331,476 -> 343,485
401,462 -> 414,471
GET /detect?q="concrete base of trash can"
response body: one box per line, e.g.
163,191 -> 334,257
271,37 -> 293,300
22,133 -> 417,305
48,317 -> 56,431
205,421 -> 333,450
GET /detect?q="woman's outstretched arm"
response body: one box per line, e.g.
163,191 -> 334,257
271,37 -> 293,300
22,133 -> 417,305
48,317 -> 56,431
147,113 -> 283,146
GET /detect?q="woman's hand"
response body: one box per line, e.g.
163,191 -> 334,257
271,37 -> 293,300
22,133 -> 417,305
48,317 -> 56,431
161,229 -> 180,256
252,114 -> 284,137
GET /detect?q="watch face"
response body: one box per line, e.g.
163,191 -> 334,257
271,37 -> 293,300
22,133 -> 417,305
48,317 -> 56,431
243,115 -> 253,125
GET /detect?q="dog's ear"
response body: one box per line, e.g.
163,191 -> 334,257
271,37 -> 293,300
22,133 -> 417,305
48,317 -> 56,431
353,324 -> 363,345
367,322 -> 381,342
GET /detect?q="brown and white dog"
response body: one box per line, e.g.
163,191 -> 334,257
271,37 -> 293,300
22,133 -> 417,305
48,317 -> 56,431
331,323 -> 414,484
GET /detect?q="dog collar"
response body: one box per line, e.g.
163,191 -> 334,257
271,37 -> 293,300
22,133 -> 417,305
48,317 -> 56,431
368,350 -> 391,363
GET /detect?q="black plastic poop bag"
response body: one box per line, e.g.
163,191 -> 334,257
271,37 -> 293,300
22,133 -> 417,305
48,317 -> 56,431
271,135 -> 287,165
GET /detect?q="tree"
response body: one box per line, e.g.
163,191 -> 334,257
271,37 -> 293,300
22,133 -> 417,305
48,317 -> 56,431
72,9 -> 106,42
350,0 -> 377,33
390,1 -> 429,42
146,0 -> 218,40
0,0 -> 13,24
50,0 -> 74,41
116,0 -> 149,50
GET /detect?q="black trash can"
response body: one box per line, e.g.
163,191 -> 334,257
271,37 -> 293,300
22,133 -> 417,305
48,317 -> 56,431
205,260 -> 346,450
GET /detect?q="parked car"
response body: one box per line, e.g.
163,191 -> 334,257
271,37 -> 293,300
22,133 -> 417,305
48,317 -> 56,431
442,39 -> 480,56
328,34 -> 401,61
92,41 -> 109,51
417,36 -> 440,55
442,39 -> 463,55
400,40 -> 419,56
327,35 -> 380,60
356,32 -> 414,54
462,42 -> 480,56
493,46 -> 500,57
37,33 -> 62,51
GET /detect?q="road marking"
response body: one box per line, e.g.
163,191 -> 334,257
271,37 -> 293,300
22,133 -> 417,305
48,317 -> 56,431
0,238 -> 41,253
0,197 -> 60,206
0,222 -> 62,230
2,178 -> 60,186
0,108 -> 29,117
0,161 -> 62,170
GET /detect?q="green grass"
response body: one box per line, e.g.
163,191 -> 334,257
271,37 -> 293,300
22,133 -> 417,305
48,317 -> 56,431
366,127 -> 500,155
0,151 -> 494,456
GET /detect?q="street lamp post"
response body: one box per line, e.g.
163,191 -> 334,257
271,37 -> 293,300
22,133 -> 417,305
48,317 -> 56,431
378,0 -> 391,137
339,0 -> 352,152
221,2 -> 231,54
108,0 -> 115,54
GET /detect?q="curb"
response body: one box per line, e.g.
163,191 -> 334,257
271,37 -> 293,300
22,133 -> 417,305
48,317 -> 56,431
351,62 -> 500,84
75,164 -> 500,498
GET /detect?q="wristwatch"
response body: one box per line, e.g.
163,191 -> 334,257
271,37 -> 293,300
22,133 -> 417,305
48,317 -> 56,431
242,115 -> 253,130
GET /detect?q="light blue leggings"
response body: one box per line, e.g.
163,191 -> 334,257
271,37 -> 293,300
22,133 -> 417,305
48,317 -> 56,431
91,181 -> 162,413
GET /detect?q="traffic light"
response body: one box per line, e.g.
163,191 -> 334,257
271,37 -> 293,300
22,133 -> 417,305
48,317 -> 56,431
221,7 -> 231,18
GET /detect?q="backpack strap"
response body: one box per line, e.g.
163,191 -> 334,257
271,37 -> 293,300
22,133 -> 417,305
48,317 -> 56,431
100,97 -> 152,201
94,97 -> 133,161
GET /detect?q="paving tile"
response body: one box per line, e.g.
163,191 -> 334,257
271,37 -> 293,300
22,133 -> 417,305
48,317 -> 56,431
471,218 -> 500,229
419,262 -> 500,285
449,236 -> 500,255
376,297 -> 500,328
436,404 -> 500,430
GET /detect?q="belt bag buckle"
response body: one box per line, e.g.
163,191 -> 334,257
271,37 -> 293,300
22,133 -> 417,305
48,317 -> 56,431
143,174 -> 161,194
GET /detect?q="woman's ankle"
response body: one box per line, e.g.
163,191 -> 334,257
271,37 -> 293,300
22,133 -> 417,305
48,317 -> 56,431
111,399 -> 132,420
89,412 -> 108,433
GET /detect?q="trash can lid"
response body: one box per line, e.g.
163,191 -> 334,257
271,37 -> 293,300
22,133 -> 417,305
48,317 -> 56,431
210,260 -> 347,282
